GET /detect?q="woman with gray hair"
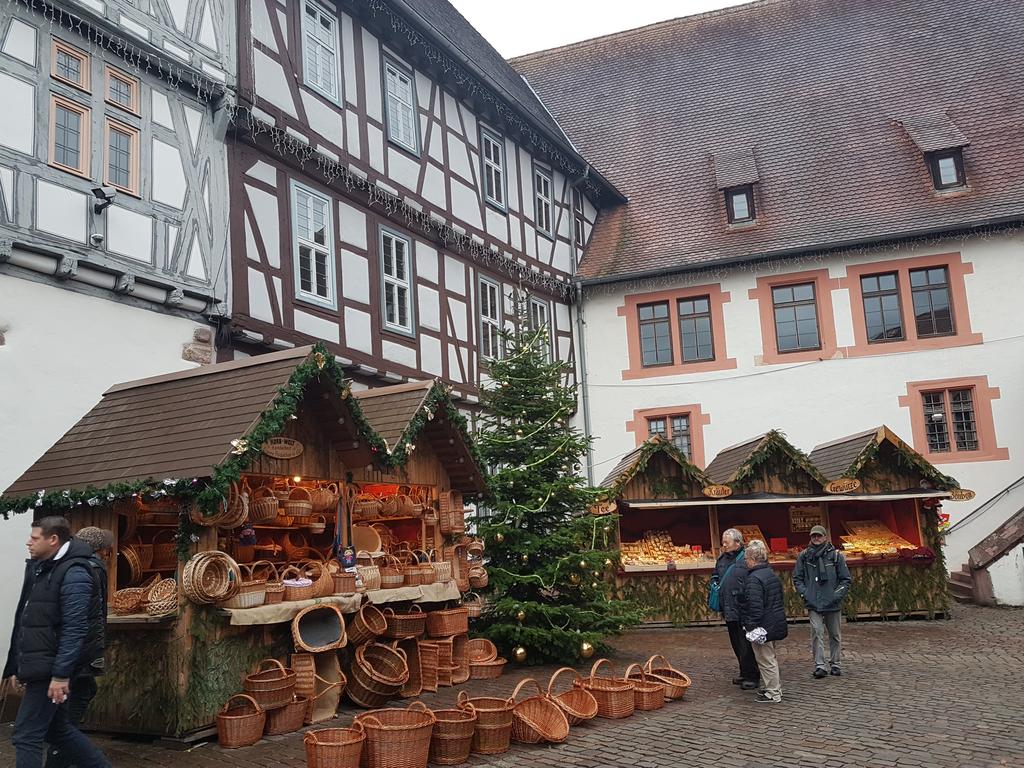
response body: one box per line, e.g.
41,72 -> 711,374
741,539 -> 788,703
711,528 -> 759,689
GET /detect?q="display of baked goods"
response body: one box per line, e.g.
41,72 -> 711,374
620,530 -> 713,569
839,520 -> 913,556
733,525 -> 767,546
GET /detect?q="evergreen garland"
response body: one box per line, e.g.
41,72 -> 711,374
603,436 -> 708,498
728,430 -> 830,492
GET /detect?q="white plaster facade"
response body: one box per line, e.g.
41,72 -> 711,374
577,232 -> 1024,593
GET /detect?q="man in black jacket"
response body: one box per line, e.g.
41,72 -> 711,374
713,528 -> 759,689
741,539 -> 788,704
3,517 -> 110,768
792,525 -> 852,678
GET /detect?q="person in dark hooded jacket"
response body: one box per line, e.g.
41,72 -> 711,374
741,539 -> 788,703
792,525 -> 852,678
713,528 -> 759,688
3,517 -> 110,768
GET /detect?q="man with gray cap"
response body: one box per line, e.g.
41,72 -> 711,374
792,524 -> 852,679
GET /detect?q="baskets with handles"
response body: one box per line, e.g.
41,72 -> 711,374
249,486 -> 280,525
346,642 -> 410,709
347,603 -> 388,646
354,493 -> 382,520
378,555 -> 404,590
218,563 -> 267,610
296,558 -> 335,599
379,494 -> 400,518
244,658 -> 297,709
429,704 -> 476,766
355,701 -> 436,768
467,565 -> 488,589
145,577 -> 179,617
457,691 -> 514,755
283,485 -> 314,519
426,607 -> 468,638
292,603 -> 348,653
625,663 -> 666,711
356,554 -> 382,592
468,657 -> 506,680
264,694 -> 309,737
510,678 -> 570,744
327,560 -> 357,594
394,548 -> 422,588
250,560 -> 284,604
150,529 -> 177,570
280,565 -> 316,602
304,722 -> 365,768
382,605 -> 426,639
216,694 -> 266,749
309,482 -> 341,513
395,638 -> 422,698
575,659 -> 636,719
282,531 -> 309,561
412,549 -> 436,585
463,592 -> 484,619
643,654 -> 692,700
547,667 -> 598,726
307,514 -> 328,535
428,550 -> 452,583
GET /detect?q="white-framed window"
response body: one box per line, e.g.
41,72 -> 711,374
481,128 -> 506,208
479,277 -> 502,360
381,228 -> 414,333
383,58 -> 418,153
302,1 -> 340,102
291,181 -> 335,307
528,297 -> 552,360
534,166 -> 553,236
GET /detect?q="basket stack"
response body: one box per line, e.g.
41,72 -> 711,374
468,639 -> 506,680
244,658 -> 297,709
145,578 -> 178,617
293,652 -> 347,724
457,691 -> 514,756
346,643 -> 409,709
182,551 -> 241,605
264,695 -> 309,736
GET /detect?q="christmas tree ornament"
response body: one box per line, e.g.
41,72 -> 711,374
604,558 -> 614,569
515,609 -> 526,622
591,581 -> 599,589
580,641 -> 595,659
578,559 -> 588,570
494,532 -> 505,544
521,553 -> 529,563
569,573 -> 581,585
593,571 -> 601,579
513,646 -> 527,663
516,429 -> 524,438
603,525 -> 612,535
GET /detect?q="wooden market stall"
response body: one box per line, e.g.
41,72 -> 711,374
606,428 -> 959,626
0,345 -> 486,739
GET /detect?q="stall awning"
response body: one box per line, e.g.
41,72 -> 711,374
621,490 -> 951,509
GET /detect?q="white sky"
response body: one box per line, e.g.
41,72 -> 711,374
448,0 -> 751,58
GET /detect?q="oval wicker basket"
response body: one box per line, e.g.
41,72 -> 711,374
643,654 -> 692,700
250,560 -> 284,604
249,486 -> 280,525
283,486 -> 314,518
146,577 -> 179,617
625,663 -> 667,711
280,565 -> 316,602
468,657 -> 506,680
347,603 -> 388,646
467,565 -> 488,589
463,592 -> 484,619
150,529 -> 178,570
263,694 -> 309,736
244,658 -> 297,709
216,694 -> 266,749
510,677 -> 569,744
457,691 -> 514,756
382,605 -> 426,639
377,555 -> 404,590
309,482 -> 341,513
356,550 -> 382,592
292,603 -> 348,653
466,638 -> 497,663
346,643 -> 409,709
355,702 -> 436,768
546,667 -> 597,726
304,723 -> 365,768
429,705 -> 477,766
575,658 -> 636,720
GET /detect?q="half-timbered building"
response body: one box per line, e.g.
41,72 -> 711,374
226,0 -> 622,403
0,0 -> 235,655
511,0 -> 1024,602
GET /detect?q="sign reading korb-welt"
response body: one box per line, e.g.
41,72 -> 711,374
702,484 -> 733,499
825,478 -> 862,494
261,437 -> 304,459
948,488 -> 976,502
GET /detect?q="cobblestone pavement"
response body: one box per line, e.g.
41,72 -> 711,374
2,604 -> 1022,767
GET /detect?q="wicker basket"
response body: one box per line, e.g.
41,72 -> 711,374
309,482 -> 341,513
244,658 -> 297,709
418,641 -> 439,693
218,563 -> 267,610
127,538 -> 153,570
327,561 -> 358,595
264,695 -> 309,736
283,486 -> 314,518
382,606 -> 426,640
379,494 -> 400,518
111,585 -> 149,615
251,560 -> 284,604
354,493 -> 382,520
396,638 -> 422,699
296,557 -> 335,599
468,658 -> 506,680
355,702 -> 436,768
412,550 -> 436,585
435,634 -> 469,685
293,653 -> 347,724
293,603 -> 348,653
467,565 -> 488,589
625,663 -> 666,711
426,607 -> 468,638
435,639 -> 453,687
347,603 -> 388,646
304,724 -> 365,768
356,551 -> 382,592
118,545 -> 144,587
643,654 -> 692,700
510,678 -> 569,744
457,691 -> 513,755
346,643 -> 409,709
216,694 -> 266,749
150,529 -> 177,570
280,565 -> 316,602
463,593 -> 483,619
546,667 -> 597,726
466,638 -> 497,663
428,551 -> 452,583
145,577 -> 179,617
378,556 -> 404,590
182,551 -> 240,605
438,491 -> 465,535
249,486 -> 280,525
429,705 -> 477,766
575,659 -> 635,719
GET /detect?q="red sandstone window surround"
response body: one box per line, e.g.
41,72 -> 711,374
626,404 -> 711,468
619,283 -> 736,379
898,376 -> 1008,464
748,269 -> 841,365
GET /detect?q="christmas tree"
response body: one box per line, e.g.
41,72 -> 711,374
473,295 -> 642,665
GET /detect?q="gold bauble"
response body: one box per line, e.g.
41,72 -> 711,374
521,553 -> 529,563
591,581 -> 599,589
593,571 -> 601,579
568,573 -> 581,585
602,525 -> 612,534
578,559 -> 588,569
604,558 -> 614,569
494,532 -> 505,544
515,609 -> 526,622
513,646 -> 527,663
580,641 -> 595,659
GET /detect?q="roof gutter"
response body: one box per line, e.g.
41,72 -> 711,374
574,214 -> 1024,288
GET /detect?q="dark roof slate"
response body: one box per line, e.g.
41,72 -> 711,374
703,434 -> 767,485
900,112 -> 970,153
510,0 -> 1024,281
808,428 -> 880,480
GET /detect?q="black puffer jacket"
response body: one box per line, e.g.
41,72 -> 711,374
742,562 -> 789,642
713,548 -> 749,622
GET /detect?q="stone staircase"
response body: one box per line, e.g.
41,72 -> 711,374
947,564 -> 976,603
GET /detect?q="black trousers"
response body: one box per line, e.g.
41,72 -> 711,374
12,679 -> 109,768
44,676 -> 99,768
726,620 -> 760,682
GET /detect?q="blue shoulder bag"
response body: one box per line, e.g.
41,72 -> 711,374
708,549 -> 743,612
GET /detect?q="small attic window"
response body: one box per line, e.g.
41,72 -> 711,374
928,149 -> 966,190
725,185 -> 755,223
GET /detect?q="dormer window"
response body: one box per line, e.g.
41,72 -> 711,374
725,185 -> 755,223
928,149 -> 965,190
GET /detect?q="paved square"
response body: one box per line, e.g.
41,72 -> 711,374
2,604 -> 1022,767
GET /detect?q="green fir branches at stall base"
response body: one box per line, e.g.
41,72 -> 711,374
474,296 -> 642,665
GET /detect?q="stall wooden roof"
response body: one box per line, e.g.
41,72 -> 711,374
354,380 -> 487,495
3,347 -> 376,497
600,435 -> 707,494
704,430 -> 829,491
809,425 -> 958,490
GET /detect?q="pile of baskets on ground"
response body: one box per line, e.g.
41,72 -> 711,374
217,654 -> 692,767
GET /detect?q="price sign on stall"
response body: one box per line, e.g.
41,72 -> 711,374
789,504 -> 823,532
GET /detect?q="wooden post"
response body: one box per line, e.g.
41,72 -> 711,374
708,505 -> 720,556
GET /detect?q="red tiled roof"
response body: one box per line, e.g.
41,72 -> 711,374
510,0 -> 1024,282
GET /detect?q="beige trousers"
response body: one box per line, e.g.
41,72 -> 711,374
751,640 -> 782,701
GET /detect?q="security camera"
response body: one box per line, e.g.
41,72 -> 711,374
90,233 -> 105,246
930,412 -> 944,422
91,186 -> 117,213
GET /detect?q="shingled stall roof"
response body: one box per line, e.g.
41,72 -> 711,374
510,0 -> 1024,282
354,380 -> 486,495
704,430 -> 828,491
3,347 -> 377,498
599,434 -> 707,495
810,425 -> 959,491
